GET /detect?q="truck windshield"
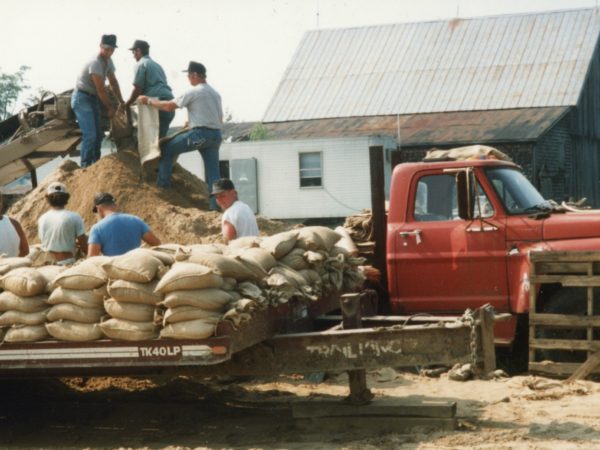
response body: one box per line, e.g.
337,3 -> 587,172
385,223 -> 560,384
485,167 -> 552,215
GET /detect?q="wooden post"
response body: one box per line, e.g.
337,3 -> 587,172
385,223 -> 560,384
369,145 -> 388,294
341,293 -> 373,405
478,305 -> 496,373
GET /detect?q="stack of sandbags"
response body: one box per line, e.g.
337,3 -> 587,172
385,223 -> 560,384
0,266 -> 52,342
46,257 -> 109,341
99,249 -> 169,341
0,256 -> 31,276
155,261 -> 232,339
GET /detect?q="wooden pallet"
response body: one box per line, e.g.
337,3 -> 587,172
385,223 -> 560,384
529,251 -> 600,379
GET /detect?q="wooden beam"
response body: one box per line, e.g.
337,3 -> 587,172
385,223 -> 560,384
567,351 -> 600,381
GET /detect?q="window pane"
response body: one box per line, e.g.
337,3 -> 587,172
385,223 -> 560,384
299,152 -> 322,187
413,174 -> 456,221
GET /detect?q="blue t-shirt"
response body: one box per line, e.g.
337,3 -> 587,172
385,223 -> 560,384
88,213 -> 150,256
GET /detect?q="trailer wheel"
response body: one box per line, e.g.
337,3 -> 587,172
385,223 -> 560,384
538,287 -> 589,363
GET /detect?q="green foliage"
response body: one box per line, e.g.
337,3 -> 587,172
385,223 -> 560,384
0,65 -> 30,120
249,122 -> 269,141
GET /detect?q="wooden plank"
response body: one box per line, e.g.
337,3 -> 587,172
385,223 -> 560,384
479,306 -> 496,373
530,338 -> 600,351
567,351 -> 600,381
529,313 -> 600,327
530,275 -> 600,286
295,416 -> 457,432
529,361 -> 600,376
531,251 -> 600,263
535,261 -> 596,274
292,399 -> 456,419
35,135 -> 81,153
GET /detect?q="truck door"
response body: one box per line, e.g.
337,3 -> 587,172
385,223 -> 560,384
390,169 -> 509,314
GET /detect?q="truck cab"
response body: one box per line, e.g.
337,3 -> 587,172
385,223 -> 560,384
386,159 -> 600,344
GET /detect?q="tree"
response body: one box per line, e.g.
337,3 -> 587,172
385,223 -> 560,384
249,122 -> 269,141
0,65 -> 30,120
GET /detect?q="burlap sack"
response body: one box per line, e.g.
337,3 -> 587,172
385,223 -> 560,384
53,260 -> 107,290
175,245 -> 224,262
154,263 -> 224,293
160,319 -> 216,339
1,267 -> 47,297
334,226 -> 359,256
279,248 -> 309,270
46,320 -> 103,341
102,252 -> 164,283
0,257 -> 31,275
298,269 -> 322,285
0,309 -> 48,326
270,264 -> 308,289
130,248 -> 175,266
185,252 -> 258,281
162,288 -> 233,310
46,303 -> 104,324
108,279 -> 163,305
221,277 -> 237,290
296,226 -> 341,251
227,236 -> 261,251
163,306 -> 222,324
48,286 -> 105,308
36,265 -> 66,293
259,230 -> 298,259
237,247 -> 277,272
0,291 -> 49,313
104,298 -> 155,322
100,318 -> 158,341
4,325 -> 50,343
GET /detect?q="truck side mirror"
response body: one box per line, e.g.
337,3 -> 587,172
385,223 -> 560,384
457,171 -> 474,220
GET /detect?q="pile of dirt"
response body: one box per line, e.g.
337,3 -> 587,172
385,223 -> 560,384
8,150 -> 292,245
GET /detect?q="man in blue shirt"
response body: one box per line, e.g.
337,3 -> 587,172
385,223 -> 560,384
87,192 -> 161,257
124,40 -> 175,138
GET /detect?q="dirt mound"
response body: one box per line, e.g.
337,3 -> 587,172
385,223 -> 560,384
8,151 -> 291,245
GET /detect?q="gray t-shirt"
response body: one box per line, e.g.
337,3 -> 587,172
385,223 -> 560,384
38,209 -> 85,254
75,55 -> 115,95
175,83 -> 223,129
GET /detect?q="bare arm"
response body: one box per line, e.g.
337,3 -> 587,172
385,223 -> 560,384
10,218 -> 29,257
107,72 -> 124,104
126,85 -> 144,108
142,231 -> 161,247
138,95 -> 178,112
87,243 -> 101,257
91,74 -> 115,117
222,220 -> 237,243
76,234 -> 88,255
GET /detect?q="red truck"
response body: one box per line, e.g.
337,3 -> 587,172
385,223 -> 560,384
385,157 -> 599,352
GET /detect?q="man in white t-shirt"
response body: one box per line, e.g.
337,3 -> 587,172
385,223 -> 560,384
211,178 -> 259,243
38,182 -> 87,265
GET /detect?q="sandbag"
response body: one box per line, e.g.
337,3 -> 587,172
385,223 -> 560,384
278,248 -> 309,270
100,318 -> 158,341
162,288 -> 233,310
270,264 -> 308,289
259,230 -> 298,259
104,298 -> 155,322
154,263 -> 224,293
0,309 -> 48,326
227,236 -> 261,250
184,252 -> 258,281
334,226 -> 359,256
108,279 -> 163,305
53,260 -> 107,290
0,291 -> 49,313
1,267 -> 47,297
46,303 -> 104,324
0,257 -> 31,275
46,320 -> 103,341
221,277 -> 237,291
296,226 -> 340,251
36,265 -> 66,293
160,319 -> 216,339
298,269 -> 322,285
102,252 -> 164,283
163,306 -> 222,324
4,325 -> 50,343
131,248 -> 175,266
237,247 -> 277,272
48,286 -> 105,308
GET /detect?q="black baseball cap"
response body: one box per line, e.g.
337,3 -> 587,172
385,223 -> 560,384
183,61 -> 206,75
129,39 -> 149,51
101,34 -> 118,48
92,192 -> 116,213
210,178 -> 235,196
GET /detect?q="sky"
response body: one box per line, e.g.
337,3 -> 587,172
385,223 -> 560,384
1,0 -> 598,124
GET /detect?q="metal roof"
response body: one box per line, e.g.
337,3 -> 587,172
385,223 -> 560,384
264,9 -> 600,122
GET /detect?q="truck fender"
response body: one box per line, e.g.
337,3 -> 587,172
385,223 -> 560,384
507,243 -> 551,314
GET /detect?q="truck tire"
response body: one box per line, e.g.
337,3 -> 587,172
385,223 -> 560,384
538,287 -> 591,363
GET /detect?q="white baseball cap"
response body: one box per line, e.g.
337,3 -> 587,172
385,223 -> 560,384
47,182 -> 68,195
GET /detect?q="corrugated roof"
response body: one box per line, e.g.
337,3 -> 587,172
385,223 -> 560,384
250,107 -> 569,144
264,9 -> 600,122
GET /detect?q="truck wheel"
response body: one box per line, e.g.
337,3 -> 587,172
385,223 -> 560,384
538,287 -> 590,363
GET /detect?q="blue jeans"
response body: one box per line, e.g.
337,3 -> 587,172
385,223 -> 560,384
158,127 -> 222,207
71,90 -> 103,168
158,110 -> 175,139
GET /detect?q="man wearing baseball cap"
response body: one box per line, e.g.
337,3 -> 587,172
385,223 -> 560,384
138,60 -> 223,208
211,178 -> 259,242
88,192 -> 161,257
38,182 -> 87,265
125,39 -> 175,138
71,34 -> 125,168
